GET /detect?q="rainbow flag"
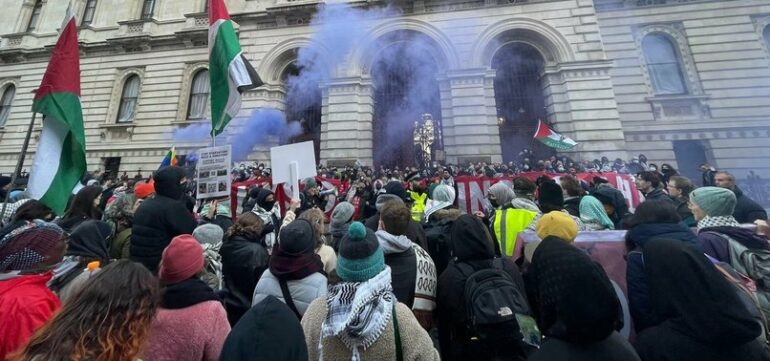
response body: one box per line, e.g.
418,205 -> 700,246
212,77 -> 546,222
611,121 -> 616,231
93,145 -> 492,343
160,146 -> 178,168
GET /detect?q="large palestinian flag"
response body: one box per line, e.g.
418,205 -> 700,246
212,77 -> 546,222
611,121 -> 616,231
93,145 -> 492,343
533,120 -> 577,150
28,4 -> 87,215
208,0 -> 262,137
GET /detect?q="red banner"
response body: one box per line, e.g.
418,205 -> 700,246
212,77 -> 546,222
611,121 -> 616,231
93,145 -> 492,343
455,172 -> 641,215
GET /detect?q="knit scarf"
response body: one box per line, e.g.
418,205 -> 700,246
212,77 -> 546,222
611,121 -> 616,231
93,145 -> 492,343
320,267 -> 395,361
697,215 -> 741,230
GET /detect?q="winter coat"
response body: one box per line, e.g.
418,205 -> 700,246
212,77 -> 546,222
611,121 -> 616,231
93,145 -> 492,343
437,215 -> 530,361
316,244 -> 337,275
634,239 -> 770,361
301,299 -> 440,361
702,169 -> 716,187
219,296 -> 308,361
697,225 -> 770,264
592,186 -> 631,229
144,279 -> 230,361
733,187 -> 768,224
528,332 -> 639,361
252,269 -> 327,317
365,212 -> 428,251
220,234 -> 269,325
131,167 -> 197,273
563,196 -> 581,217
378,231 -> 418,308
641,188 -> 673,204
672,196 -> 696,227
625,222 -> 700,332
0,273 -> 61,360
110,228 -> 132,259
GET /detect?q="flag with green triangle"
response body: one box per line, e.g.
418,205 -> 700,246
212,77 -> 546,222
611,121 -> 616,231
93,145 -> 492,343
28,3 -> 87,215
208,0 -> 262,137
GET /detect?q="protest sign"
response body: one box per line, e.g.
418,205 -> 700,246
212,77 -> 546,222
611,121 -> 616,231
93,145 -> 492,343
270,141 -> 317,199
196,145 -> 232,200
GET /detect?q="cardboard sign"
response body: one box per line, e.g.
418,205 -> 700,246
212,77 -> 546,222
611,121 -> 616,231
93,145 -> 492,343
270,141 -> 317,199
196,145 -> 232,199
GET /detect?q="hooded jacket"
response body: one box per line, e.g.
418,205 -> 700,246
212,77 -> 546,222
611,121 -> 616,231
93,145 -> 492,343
49,220 -> 112,303
0,273 -> 60,360
732,187 -> 768,224
635,238 -> 770,361
437,215 -> 529,361
220,233 -> 269,326
220,296 -> 308,361
131,167 -> 196,273
592,186 -> 631,229
364,206 -> 428,251
625,222 -> 700,332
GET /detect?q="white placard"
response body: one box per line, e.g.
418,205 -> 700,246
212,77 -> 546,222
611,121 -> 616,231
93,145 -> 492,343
270,141 -> 317,199
196,145 -> 232,200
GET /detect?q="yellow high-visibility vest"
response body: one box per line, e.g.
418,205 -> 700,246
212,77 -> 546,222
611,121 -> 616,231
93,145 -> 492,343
493,208 -> 538,257
410,191 -> 428,222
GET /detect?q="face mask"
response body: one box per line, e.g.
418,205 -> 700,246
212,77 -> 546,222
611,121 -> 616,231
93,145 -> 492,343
489,198 -> 500,209
262,200 -> 276,210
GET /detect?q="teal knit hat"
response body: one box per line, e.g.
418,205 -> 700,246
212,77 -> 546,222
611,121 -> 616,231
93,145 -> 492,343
691,186 -> 736,217
336,222 -> 384,282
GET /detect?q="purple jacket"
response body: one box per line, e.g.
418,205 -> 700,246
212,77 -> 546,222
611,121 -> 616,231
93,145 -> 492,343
697,226 -> 770,263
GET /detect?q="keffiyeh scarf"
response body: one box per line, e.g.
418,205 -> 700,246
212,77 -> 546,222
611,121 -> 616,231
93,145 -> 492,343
320,267 -> 395,361
697,215 -> 741,230
201,242 -> 223,290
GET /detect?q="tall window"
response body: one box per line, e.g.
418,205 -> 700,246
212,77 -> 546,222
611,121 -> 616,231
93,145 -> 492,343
117,75 -> 140,123
81,0 -> 98,26
764,25 -> 770,53
187,70 -> 210,119
0,85 -> 15,127
141,0 -> 156,20
26,0 -> 43,32
642,34 -> 687,95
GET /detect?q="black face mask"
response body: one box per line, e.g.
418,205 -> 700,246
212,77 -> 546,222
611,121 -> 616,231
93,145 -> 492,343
489,198 -> 500,209
261,200 -> 276,211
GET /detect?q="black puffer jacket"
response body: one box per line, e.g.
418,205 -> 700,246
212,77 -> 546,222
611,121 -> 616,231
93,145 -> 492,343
130,167 -> 196,273
220,234 -> 269,326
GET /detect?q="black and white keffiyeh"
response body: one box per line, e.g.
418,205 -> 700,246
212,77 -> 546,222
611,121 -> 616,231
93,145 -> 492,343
320,266 -> 394,361
697,215 -> 740,230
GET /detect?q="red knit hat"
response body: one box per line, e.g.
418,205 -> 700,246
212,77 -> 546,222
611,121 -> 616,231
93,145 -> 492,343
134,180 -> 155,199
159,235 -> 204,284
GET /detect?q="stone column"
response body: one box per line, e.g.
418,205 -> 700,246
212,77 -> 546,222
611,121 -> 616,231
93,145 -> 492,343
543,60 -> 627,159
321,77 -> 374,166
442,69 -> 502,164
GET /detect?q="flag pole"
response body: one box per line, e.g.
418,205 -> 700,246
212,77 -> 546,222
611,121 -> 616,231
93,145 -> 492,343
0,112 -> 37,222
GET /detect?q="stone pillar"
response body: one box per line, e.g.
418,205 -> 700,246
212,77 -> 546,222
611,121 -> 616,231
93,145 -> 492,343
543,61 -> 627,159
321,77 -> 374,166
442,69 -> 502,164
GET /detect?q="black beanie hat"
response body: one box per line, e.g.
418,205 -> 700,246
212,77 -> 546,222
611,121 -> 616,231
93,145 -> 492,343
538,181 -> 565,209
382,181 -> 407,201
278,219 -> 315,254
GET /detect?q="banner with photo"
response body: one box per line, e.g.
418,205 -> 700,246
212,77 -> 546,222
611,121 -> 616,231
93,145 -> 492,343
196,145 -> 232,200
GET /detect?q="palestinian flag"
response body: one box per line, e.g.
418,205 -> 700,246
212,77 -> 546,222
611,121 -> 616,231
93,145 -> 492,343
28,4 -> 87,215
208,0 -> 262,137
533,120 -> 577,150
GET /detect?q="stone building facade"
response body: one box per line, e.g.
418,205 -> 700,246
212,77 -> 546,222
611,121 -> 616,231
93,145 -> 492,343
0,0 -> 768,183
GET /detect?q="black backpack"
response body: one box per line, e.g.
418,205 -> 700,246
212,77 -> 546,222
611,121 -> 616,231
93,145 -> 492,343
458,259 -> 538,352
423,218 -> 454,276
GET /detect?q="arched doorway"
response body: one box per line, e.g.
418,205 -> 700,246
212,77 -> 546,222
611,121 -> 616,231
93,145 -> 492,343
283,61 -> 322,162
371,31 -> 444,170
492,42 -> 554,163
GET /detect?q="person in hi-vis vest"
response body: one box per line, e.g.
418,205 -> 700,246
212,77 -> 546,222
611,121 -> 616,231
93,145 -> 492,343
486,182 -> 538,257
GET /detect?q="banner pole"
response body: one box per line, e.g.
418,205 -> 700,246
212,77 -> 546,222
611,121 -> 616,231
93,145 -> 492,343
0,112 -> 37,223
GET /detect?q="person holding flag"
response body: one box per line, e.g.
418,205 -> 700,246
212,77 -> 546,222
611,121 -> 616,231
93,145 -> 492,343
208,0 -> 263,137
26,2 -> 87,216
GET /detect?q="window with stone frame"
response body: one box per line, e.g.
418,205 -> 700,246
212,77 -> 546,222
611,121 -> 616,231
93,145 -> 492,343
81,0 -> 98,26
0,84 -> 15,127
764,25 -> 770,53
140,0 -> 156,20
187,69 -> 210,120
642,33 -> 688,95
116,75 -> 141,123
26,0 -> 43,32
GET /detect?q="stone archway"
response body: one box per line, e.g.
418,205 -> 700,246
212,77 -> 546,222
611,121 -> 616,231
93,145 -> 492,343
367,30 -> 448,169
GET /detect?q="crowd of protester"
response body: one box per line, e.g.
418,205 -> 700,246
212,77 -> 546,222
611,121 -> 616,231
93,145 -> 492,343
0,152 -> 769,361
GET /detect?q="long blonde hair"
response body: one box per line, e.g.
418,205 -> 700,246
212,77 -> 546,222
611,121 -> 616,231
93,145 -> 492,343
298,208 -> 326,250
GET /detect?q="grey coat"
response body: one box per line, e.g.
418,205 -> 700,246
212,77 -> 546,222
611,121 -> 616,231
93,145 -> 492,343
252,270 -> 327,317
